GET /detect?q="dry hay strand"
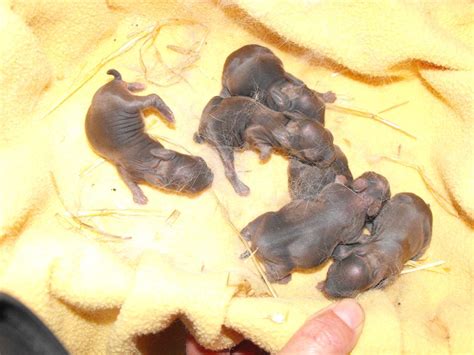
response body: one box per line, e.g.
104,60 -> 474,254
327,101 -> 416,139
381,155 -> 460,218
138,18 -> 208,88
226,271 -> 254,297
401,259 -> 448,275
211,190 -> 278,298
73,209 -> 166,219
149,134 -> 195,155
80,158 -> 106,177
39,23 -> 158,120
50,172 -> 132,241
165,209 -> 181,226
40,18 -> 207,121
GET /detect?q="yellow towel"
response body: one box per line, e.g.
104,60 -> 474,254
1,0 -> 473,353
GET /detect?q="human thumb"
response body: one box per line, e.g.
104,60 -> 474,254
279,299 -> 365,355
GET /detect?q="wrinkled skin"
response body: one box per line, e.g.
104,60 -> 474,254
194,96 -> 336,196
85,69 -> 213,204
240,172 -> 391,283
221,44 -> 336,125
288,145 -> 353,200
320,193 -> 432,298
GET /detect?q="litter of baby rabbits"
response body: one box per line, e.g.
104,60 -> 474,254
74,28 -> 447,299
196,44 -> 440,298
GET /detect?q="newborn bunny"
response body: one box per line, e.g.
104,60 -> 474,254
194,96 -> 336,196
221,44 -> 336,125
85,69 -> 213,204
320,193 -> 433,298
288,145 -> 353,200
241,172 -> 391,283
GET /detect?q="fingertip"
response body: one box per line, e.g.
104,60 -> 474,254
332,299 -> 365,333
279,300 -> 365,355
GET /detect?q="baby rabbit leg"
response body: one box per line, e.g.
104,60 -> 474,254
241,222 -> 258,241
332,244 -> 355,261
117,166 -> 148,205
130,93 -> 175,123
317,91 -> 337,103
264,260 -> 293,284
127,82 -> 146,92
219,86 -> 232,98
215,145 -> 250,196
244,125 -> 273,161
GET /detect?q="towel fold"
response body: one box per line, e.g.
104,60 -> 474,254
1,0 -> 472,353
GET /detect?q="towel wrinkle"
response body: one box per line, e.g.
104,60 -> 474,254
0,1 -> 472,354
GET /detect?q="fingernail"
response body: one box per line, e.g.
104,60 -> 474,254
332,299 -> 364,330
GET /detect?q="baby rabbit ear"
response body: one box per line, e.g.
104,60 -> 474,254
367,200 -> 382,217
332,244 -> 354,260
150,148 -> 176,161
269,87 -> 290,110
335,175 -> 348,185
272,126 -> 291,148
352,177 -> 368,192
282,111 -> 305,121
284,72 -> 305,85
313,90 -> 337,104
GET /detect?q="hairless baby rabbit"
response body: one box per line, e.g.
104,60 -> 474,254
194,96 -> 336,196
319,193 -> 432,298
288,145 -> 353,200
221,44 -> 336,125
85,69 -> 213,204
240,172 -> 391,283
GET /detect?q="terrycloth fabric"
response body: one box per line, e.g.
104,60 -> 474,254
1,0 -> 473,353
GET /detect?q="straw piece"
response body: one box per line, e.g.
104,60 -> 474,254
71,209 -> 165,218
54,213 -> 123,243
167,44 -> 193,55
165,209 -> 181,225
40,25 -> 156,120
381,155 -> 460,218
50,172 -> 131,240
151,134 -> 194,155
40,18 -> 206,120
327,103 -> 416,139
401,260 -> 448,275
376,100 -> 409,114
80,158 -> 105,177
138,18 -> 208,88
211,191 -> 278,298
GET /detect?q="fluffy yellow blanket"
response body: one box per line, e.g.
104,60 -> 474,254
1,0 -> 473,353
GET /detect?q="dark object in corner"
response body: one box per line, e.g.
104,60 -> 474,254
0,292 -> 68,355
